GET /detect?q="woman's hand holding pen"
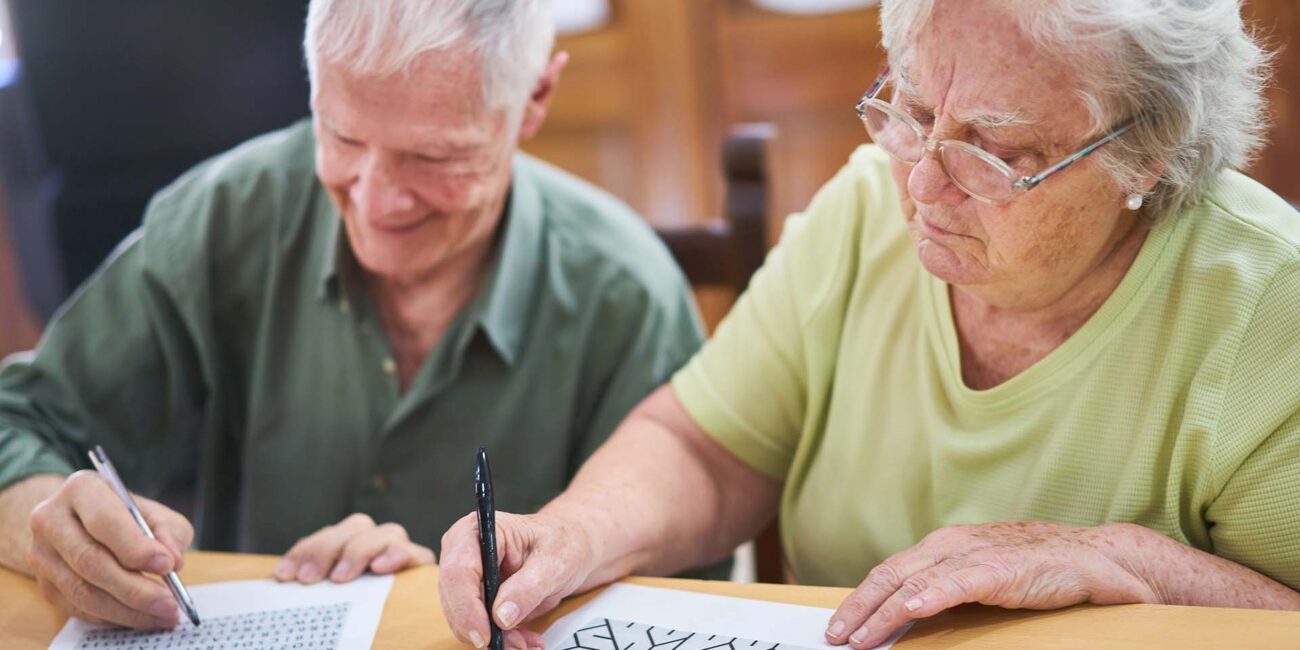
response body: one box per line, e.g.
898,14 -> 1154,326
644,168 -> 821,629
26,471 -> 193,629
438,509 -> 602,650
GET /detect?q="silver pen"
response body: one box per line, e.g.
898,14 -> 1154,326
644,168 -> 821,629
87,445 -> 201,626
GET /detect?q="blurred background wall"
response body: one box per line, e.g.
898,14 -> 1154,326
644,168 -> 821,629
1,0 -> 1297,360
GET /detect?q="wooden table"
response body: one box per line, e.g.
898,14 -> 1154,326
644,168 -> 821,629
2,551 -> 1297,648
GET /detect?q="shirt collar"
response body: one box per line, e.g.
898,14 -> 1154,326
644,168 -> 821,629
315,154 -> 546,367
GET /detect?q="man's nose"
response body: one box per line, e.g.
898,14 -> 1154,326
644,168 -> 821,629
350,158 -> 416,219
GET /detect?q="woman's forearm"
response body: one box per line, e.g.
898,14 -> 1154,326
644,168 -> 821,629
1105,523 -> 1300,609
542,386 -> 781,588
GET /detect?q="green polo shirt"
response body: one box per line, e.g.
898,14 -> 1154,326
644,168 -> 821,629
0,120 -> 705,559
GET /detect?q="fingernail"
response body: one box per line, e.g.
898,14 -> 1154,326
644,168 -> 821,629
274,559 -> 296,580
905,597 -> 922,611
849,628 -> 868,646
330,560 -> 353,581
151,598 -> 177,618
469,630 -> 486,648
497,601 -> 519,628
826,621 -> 845,638
298,563 -> 321,582
148,555 -> 171,574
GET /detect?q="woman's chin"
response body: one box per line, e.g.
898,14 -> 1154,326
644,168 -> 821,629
914,238 -> 988,286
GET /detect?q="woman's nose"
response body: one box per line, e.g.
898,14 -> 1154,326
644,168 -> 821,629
906,149 -> 966,206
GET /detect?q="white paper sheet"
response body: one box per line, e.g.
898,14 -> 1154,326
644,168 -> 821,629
48,574 -> 393,650
542,584 -> 909,650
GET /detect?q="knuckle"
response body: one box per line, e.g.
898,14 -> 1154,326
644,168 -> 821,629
67,578 -> 98,611
120,581 -> 160,610
922,527 -> 955,545
442,516 -> 474,546
29,500 -> 57,537
866,563 -> 905,591
345,513 -> 375,528
377,522 -> 407,538
69,544 -> 103,580
838,595 -> 872,619
946,569 -> 977,595
284,540 -> 308,559
65,470 -> 96,491
180,519 -> 196,542
113,538 -> 157,571
901,575 -> 931,595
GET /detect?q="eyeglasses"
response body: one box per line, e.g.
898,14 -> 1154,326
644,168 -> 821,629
855,65 -> 1134,205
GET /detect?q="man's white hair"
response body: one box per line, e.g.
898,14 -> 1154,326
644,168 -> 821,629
304,0 -> 555,112
881,0 -> 1273,221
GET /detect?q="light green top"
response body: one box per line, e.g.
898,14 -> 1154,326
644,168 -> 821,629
673,145 -> 1300,590
0,120 -> 709,562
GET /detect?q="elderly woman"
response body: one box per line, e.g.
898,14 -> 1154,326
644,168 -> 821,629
439,0 -> 1300,647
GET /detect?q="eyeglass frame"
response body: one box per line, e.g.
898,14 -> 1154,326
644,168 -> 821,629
855,65 -> 1136,205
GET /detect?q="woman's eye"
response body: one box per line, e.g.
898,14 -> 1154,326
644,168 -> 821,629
905,105 -> 934,125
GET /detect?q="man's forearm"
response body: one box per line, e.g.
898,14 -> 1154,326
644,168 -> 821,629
1106,523 -> 1300,610
0,474 -> 64,576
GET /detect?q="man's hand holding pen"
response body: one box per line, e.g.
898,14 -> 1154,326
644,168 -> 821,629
26,470 -> 194,629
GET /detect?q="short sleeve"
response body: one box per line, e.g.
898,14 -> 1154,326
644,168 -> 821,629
1206,259 -> 1300,591
572,269 -> 705,469
1206,413 -> 1300,590
672,157 -> 871,481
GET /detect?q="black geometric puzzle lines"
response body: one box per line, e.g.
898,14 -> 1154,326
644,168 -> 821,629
557,618 -> 815,650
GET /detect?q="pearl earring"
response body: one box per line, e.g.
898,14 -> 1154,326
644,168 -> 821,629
1126,193 -> 1145,211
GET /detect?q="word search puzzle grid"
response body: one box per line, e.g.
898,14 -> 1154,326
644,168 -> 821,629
73,602 -> 350,650
558,619 -> 819,650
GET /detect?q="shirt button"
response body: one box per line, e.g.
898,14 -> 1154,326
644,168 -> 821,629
371,473 -> 390,492
339,300 -> 351,314
382,358 -> 397,376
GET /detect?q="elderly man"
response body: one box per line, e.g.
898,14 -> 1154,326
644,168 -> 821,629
0,0 -> 708,630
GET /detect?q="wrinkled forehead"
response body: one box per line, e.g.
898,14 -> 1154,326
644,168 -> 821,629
312,52 -> 507,151
898,0 -> 1095,142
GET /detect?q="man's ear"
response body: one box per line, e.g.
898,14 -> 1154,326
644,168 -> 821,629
517,51 -> 570,142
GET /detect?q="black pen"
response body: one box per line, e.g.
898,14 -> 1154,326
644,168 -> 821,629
475,447 -> 503,650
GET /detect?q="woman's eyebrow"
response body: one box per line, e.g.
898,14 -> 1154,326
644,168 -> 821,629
965,110 -> 1036,130
895,69 -> 1032,127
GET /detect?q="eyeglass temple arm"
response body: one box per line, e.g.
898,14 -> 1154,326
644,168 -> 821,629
1016,120 -> 1136,191
856,65 -> 893,116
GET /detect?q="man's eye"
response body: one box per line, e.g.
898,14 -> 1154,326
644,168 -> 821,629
334,133 -> 362,147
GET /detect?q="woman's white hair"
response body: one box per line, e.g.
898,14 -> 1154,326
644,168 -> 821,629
304,0 -> 555,113
881,0 -> 1273,221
